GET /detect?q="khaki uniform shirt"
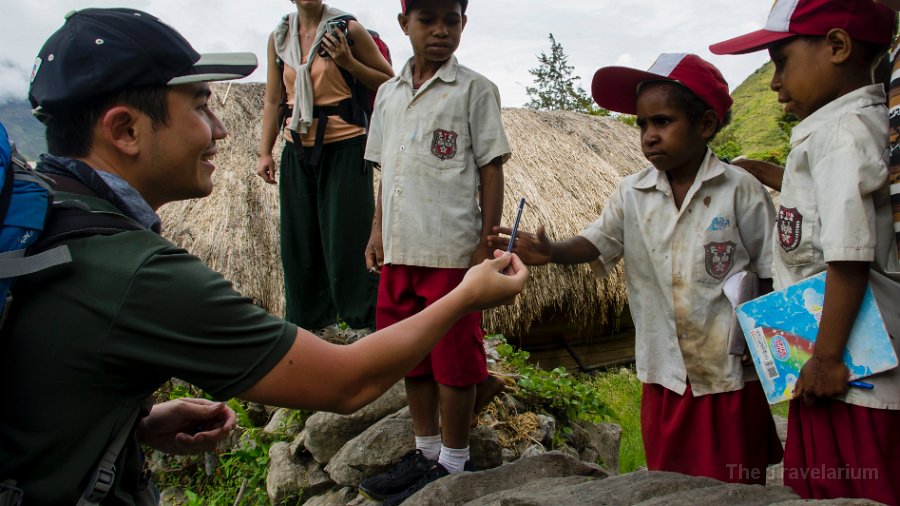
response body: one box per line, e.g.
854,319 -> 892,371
580,150 -> 775,396
365,56 -> 511,268
775,85 -> 900,410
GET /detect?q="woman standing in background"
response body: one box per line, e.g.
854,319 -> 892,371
256,0 -> 392,340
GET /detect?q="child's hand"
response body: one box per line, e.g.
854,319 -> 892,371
792,354 -> 850,405
458,251 -> 528,310
487,225 -> 553,266
365,232 -> 384,274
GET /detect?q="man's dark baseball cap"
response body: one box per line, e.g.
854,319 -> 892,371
29,8 -> 258,121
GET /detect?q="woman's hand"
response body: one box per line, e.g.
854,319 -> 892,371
136,398 -> 237,455
256,154 -> 277,184
319,29 -> 355,70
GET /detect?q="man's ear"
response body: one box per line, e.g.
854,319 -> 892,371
461,14 -> 467,32
99,105 -> 141,156
824,28 -> 852,64
398,13 -> 409,35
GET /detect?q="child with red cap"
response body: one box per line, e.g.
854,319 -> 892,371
358,0 -> 509,504
711,0 -> 900,503
489,53 -> 782,484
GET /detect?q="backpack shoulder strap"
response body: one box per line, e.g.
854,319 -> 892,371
76,404 -> 147,506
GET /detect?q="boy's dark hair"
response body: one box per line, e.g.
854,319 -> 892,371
404,0 -> 468,14
643,81 -> 732,140
45,86 -> 170,157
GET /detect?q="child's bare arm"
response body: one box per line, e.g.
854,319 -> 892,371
793,261 -> 869,403
366,180 -> 384,273
488,225 -> 600,266
732,158 -> 784,192
471,159 -> 504,266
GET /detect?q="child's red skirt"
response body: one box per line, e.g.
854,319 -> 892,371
784,398 -> 900,505
641,381 -> 783,485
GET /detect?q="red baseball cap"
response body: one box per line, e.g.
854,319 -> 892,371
591,53 -> 733,123
401,0 -> 468,14
710,0 -> 895,55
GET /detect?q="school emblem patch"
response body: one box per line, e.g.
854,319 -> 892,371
431,129 -> 458,161
704,241 -> 736,280
777,206 -> 803,252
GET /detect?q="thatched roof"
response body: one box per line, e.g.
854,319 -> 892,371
159,83 -> 647,339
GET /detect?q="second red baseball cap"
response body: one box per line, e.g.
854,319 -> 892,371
710,0 -> 894,55
591,53 -> 733,123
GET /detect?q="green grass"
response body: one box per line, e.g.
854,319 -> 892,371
588,367 -> 646,473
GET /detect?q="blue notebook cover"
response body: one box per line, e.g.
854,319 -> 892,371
735,271 -> 897,404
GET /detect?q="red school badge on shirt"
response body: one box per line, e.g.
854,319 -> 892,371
777,206 -> 803,252
704,241 -> 736,280
431,129 -> 458,161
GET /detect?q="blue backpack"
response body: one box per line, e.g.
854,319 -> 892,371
0,122 -> 72,324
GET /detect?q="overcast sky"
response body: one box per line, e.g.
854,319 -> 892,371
1,1 -> 773,108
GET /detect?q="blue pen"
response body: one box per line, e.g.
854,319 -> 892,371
848,380 -> 874,389
507,197 -> 526,253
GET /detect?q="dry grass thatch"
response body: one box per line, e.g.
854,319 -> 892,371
159,84 -> 647,339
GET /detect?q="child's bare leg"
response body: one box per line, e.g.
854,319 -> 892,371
439,383 -> 477,449
471,374 -> 507,427
406,376 -> 440,437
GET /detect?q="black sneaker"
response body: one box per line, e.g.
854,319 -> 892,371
358,450 -> 433,501
382,461 -> 475,506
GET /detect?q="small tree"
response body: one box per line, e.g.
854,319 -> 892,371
526,34 -> 607,116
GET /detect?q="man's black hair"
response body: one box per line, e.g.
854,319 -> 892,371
45,86 -> 170,157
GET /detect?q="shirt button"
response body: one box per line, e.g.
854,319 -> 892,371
400,145 -> 406,151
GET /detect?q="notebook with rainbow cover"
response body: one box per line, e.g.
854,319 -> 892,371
735,271 -> 898,404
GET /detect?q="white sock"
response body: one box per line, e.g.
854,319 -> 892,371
438,445 -> 470,474
415,435 -> 442,461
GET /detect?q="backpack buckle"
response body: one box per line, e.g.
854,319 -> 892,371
0,480 -> 23,506
83,465 -> 116,502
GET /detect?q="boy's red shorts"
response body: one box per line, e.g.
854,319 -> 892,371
641,380 -> 784,485
376,263 -> 487,387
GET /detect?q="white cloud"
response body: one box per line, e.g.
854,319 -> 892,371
2,0 -> 773,108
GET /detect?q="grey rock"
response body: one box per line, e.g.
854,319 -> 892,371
572,421 -> 622,473
469,425 -> 502,471
530,415 -> 556,447
305,381 -> 407,464
264,408 -> 303,437
158,487 -> 188,505
325,408 -> 415,486
520,444 -> 547,459
402,451 -> 606,506
301,487 -> 361,506
500,448 -> 517,463
266,442 -> 304,504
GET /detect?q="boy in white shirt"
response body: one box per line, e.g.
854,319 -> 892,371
712,0 -> 900,502
359,0 -> 511,503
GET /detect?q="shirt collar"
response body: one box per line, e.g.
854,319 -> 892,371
36,154 -> 162,233
398,55 -> 459,88
790,85 -> 886,146
633,148 -> 724,192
